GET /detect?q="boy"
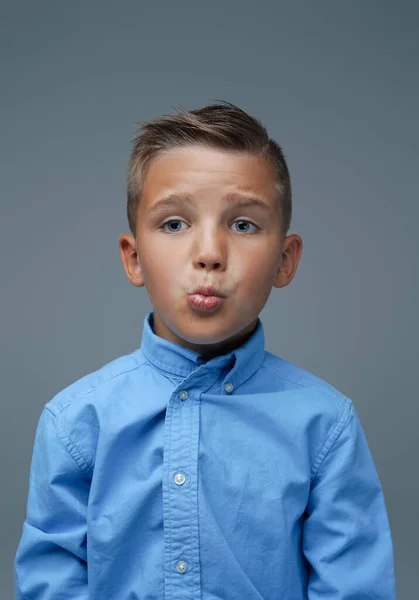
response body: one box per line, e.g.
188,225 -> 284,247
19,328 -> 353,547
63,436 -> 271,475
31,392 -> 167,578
15,101 -> 396,599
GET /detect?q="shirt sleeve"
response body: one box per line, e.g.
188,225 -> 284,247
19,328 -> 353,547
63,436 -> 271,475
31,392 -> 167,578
14,407 -> 90,599
302,400 -> 396,599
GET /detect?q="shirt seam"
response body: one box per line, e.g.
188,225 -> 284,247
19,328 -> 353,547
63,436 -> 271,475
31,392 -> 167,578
45,406 -> 93,476
51,360 -> 149,413
44,360 -> 149,476
259,362 -> 345,400
310,396 -> 354,479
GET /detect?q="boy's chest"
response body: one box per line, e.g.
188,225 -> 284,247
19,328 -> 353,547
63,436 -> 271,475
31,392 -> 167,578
87,388 -> 313,547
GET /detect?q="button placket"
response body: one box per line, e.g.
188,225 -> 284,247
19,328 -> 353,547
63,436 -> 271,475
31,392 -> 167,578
164,383 -> 199,593
164,369 -> 221,596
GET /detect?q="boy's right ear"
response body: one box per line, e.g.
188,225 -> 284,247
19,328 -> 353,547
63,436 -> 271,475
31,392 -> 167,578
119,234 -> 145,288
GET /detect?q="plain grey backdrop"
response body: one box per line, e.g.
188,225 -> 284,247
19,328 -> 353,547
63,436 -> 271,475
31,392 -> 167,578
1,1 -> 418,598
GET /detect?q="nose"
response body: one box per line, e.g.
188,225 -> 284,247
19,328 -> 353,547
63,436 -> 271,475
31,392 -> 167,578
192,227 -> 226,271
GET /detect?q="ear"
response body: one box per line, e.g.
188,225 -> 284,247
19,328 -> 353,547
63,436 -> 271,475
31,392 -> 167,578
273,234 -> 303,289
119,234 -> 145,288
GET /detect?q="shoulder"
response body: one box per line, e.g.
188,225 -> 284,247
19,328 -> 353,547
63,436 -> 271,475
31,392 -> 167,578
45,348 -> 146,416
261,350 -> 344,396
260,350 -> 354,455
41,349 -> 149,472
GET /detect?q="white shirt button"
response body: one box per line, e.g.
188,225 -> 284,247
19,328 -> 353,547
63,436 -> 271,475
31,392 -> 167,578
174,472 -> 186,485
179,390 -> 188,401
176,560 -> 188,573
224,382 -> 234,393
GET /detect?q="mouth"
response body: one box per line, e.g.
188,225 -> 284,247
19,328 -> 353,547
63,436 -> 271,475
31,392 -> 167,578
187,285 -> 226,312
190,285 -> 226,298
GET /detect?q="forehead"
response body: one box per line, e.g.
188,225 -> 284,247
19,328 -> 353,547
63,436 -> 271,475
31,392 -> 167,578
141,145 -> 278,201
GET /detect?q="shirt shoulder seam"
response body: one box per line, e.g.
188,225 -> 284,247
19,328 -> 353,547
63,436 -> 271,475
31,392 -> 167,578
310,396 -> 354,479
45,406 -> 93,476
83,358 -> 149,398
45,359 -> 149,474
259,361 -> 344,401
52,359 -> 148,415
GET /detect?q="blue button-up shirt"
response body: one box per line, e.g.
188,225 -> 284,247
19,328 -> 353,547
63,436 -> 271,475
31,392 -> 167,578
15,311 -> 396,599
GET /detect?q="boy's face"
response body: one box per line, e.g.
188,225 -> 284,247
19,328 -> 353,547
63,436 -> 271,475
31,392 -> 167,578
120,145 -> 302,359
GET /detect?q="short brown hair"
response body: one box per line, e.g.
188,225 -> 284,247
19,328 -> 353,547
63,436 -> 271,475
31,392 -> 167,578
127,100 -> 292,239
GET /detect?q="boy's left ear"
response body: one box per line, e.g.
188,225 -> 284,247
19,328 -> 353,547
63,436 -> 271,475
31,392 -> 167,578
273,234 -> 303,289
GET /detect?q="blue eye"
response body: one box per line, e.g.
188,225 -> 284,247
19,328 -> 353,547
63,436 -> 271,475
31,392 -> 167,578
161,219 -> 187,233
231,220 -> 258,233
160,219 -> 259,233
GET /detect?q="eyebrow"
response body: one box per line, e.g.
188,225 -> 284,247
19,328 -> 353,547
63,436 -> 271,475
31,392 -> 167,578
147,193 -> 273,215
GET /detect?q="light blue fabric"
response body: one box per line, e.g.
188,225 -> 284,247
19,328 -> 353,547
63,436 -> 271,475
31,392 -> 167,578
15,311 -> 396,599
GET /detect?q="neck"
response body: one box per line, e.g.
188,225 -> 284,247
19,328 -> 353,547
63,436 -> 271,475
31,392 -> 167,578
152,313 -> 258,361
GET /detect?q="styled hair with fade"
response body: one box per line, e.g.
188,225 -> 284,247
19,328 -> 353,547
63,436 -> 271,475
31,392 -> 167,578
127,100 -> 292,239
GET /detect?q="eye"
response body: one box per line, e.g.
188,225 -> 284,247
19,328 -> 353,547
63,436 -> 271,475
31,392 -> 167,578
231,219 -> 259,233
160,219 -> 188,233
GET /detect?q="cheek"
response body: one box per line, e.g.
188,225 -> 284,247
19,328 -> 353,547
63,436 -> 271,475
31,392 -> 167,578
142,239 -> 181,273
236,250 -> 277,288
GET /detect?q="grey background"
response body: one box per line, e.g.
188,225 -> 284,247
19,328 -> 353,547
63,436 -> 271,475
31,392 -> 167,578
1,1 -> 417,598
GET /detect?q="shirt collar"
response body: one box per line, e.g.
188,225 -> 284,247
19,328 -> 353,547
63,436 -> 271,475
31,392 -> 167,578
137,311 -> 265,390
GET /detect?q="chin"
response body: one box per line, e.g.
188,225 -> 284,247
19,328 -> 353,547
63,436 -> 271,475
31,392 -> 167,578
176,316 -> 232,340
